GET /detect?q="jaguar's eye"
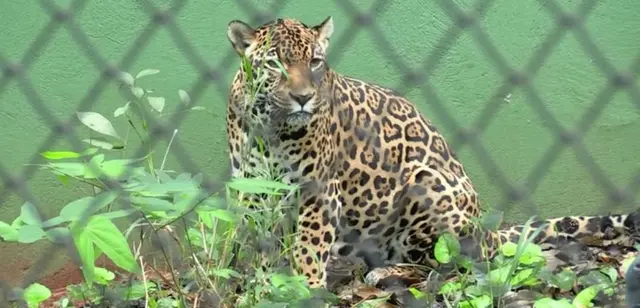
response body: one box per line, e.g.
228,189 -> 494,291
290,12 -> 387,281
310,58 -> 324,70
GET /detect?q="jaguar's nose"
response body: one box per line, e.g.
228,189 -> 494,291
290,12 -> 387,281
289,92 -> 313,106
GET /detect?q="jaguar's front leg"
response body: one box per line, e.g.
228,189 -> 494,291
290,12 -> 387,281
292,179 -> 341,289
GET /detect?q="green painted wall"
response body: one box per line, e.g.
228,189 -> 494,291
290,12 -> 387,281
1,0 -> 639,286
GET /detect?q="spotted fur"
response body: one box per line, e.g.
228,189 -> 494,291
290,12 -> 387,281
225,16 -> 640,289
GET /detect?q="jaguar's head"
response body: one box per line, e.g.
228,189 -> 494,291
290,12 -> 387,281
227,17 -> 334,127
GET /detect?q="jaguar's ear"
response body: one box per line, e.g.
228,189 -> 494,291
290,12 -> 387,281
312,16 -> 334,49
227,20 -> 257,56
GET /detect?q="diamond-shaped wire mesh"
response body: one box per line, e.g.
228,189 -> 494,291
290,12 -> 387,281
1,0 -> 639,306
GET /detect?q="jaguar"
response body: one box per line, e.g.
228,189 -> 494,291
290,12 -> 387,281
224,16 -> 640,289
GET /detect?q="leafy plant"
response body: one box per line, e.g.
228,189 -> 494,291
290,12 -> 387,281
403,213 -> 631,308
22,283 -> 52,308
1,58 -> 325,307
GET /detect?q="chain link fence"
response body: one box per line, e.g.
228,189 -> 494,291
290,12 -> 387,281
1,0 -> 640,306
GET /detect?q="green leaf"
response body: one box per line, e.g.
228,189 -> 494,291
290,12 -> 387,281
552,268 -> 576,291
96,209 -> 137,220
434,233 -> 461,264
578,270 -> 613,287
114,102 -> 131,117
157,298 -> 180,308
46,227 -> 71,244
116,281 -> 149,300
23,283 -> 52,307
130,169 -> 157,184
117,71 -> 135,86
210,268 -> 241,279
241,55 -> 253,83
200,196 -> 226,208
534,297 -> 574,308
46,162 -> 86,177
173,193 -> 209,214
487,266 -> 511,285
77,111 -> 121,140
85,216 -> 139,274
155,169 -> 173,183
518,242 -> 544,265
84,148 -> 100,156
18,224 -> 46,243
510,268 -> 535,286
438,281 -> 462,295
178,89 -> 190,105
60,191 -> 119,222
94,267 -> 116,285
456,254 -> 473,270
210,209 -> 238,223
500,241 -> 518,257
354,298 -> 390,308
459,295 -> 492,308
71,224 -> 95,285
573,284 -> 603,307
187,228 -> 205,248
82,138 -> 115,150
147,96 -> 166,112
59,297 -> 70,307
131,87 -> 145,99
83,154 -> 105,179
20,202 -> 43,225
56,174 -> 71,185
463,285 -> 483,297
408,287 -> 426,300
227,178 -> 297,195
40,151 -> 80,160
135,69 -> 160,79
0,221 -> 18,241
198,209 -> 239,228
41,148 -> 98,160
600,266 -> 618,283
99,157 -> 147,179
142,180 -> 200,195
11,216 -> 24,229
130,196 -> 174,212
